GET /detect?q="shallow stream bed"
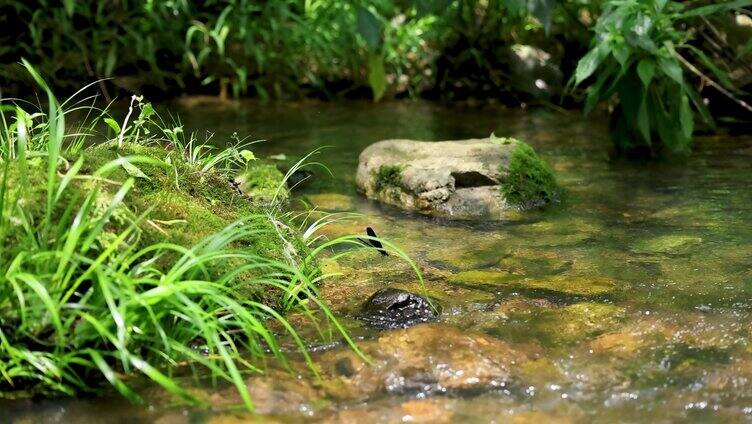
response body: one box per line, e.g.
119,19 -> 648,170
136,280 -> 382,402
5,100 -> 752,423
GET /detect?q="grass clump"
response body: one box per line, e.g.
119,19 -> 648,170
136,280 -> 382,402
373,165 -> 404,193
0,61 -> 371,409
501,141 -> 558,209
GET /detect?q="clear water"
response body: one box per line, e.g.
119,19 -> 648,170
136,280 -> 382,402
5,100 -> 752,423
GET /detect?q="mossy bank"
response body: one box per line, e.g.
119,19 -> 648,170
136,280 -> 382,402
1,140 -> 303,301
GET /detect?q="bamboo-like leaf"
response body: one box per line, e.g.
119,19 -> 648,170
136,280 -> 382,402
367,52 -> 387,101
357,6 -> 381,50
679,91 -> 694,141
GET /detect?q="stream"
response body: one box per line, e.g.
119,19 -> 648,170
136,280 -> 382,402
5,100 -> 752,423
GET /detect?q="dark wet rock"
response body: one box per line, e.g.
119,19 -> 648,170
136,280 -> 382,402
358,288 -> 440,329
356,137 -> 557,219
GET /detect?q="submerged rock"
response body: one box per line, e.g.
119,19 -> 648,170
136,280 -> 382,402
319,324 -> 531,398
358,288 -> 440,329
449,271 -> 617,297
631,235 -> 703,255
494,301 -> 626,346
305,192 -> 354,211
356,137 -> 558,219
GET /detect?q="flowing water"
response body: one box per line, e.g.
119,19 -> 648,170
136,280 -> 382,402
5,100 -> 752,423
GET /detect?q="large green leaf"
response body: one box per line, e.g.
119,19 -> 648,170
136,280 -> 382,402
575,43 -> 609,85
367,53 -> 386,101
357,6 -> 381,50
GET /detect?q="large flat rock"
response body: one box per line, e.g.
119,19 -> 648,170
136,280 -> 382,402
356,137 -> 557,219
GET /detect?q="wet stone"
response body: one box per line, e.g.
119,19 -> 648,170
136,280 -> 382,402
358,288 -> 440,329
318,323 -> 532,399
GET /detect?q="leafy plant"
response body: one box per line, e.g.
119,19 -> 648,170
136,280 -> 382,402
573,0 -> 751,156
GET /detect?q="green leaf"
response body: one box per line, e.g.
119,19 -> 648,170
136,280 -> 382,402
120,158 -> 150,180
679,92 -> 694,141
139,102 -> 155,119
357,6 -> 381,50
678,0 -> 752,19
575,43 -> 609,85
582,61 -> 617,115
636,59 -> 655,89
104,118 -> 121,134
637,97 -> 650,143
683,85 -> 714,128
686,45 -> 736,91
367,53 -> 387,101
88,350 -> 141,403
657,56 -> 683,85
105,45 -> 117,77
612,42 -> 631,67
63,0 -> 75,16
239,149 -> 256,162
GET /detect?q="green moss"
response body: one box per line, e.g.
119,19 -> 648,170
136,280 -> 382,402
494,301 -> 625,347
501,141 -> 558,209
235,162 -> 288,206
631,235 -> 703,255
449,271 -> 616,297
373,165 -> 403,192
449,270 -> 514,286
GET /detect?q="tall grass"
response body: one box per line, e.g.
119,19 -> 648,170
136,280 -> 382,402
0,61 -> 381,410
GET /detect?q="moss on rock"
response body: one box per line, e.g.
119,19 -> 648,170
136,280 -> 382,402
631,235 -> 703,255
373,165 -> 403,193
501,141 -> 558,208
235,162 -> 289,206
449,271 -> 616,297
495,301 -> 625,346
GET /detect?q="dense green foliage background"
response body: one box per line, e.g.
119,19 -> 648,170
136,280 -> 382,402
0,0 -> 609,101
1,0 -> 751,154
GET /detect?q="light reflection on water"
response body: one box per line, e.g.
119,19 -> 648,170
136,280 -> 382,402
5,100 -> 752,423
